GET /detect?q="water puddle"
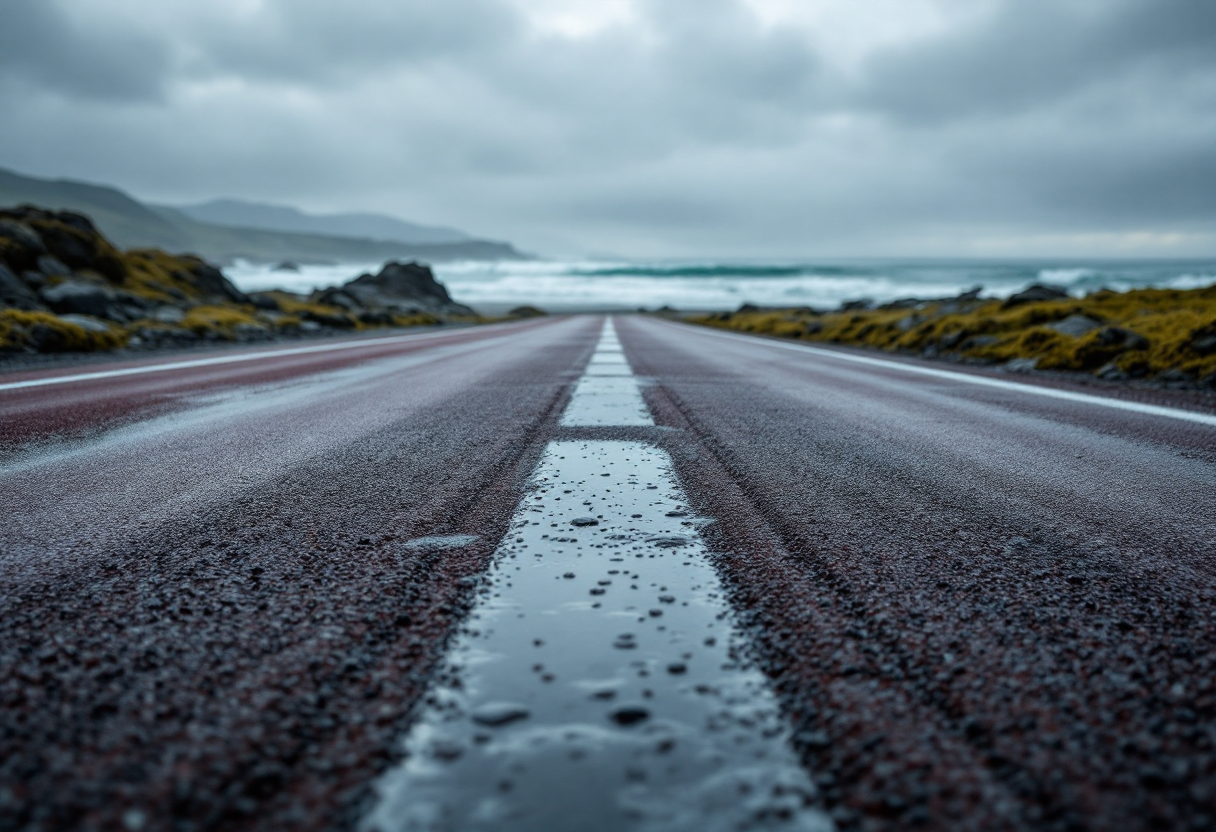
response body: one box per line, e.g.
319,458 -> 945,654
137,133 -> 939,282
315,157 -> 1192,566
560,375 -> 654,427
560,323 -> 653,427
363,321 -> 830,832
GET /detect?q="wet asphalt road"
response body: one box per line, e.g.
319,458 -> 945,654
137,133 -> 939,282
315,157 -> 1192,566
3,315 -> 1216,831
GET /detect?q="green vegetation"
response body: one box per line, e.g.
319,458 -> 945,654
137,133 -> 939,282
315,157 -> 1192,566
0,309 -> 125,352
689,286 -> 1216,385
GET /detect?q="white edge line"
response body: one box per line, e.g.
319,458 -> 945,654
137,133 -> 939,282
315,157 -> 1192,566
667,319 -> 1216,428
0,322 -> 527,393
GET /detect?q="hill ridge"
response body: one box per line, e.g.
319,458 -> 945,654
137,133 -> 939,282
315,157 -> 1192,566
0,167 -> 523,264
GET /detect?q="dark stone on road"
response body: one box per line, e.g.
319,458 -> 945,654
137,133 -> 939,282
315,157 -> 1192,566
609,706 -> 651,726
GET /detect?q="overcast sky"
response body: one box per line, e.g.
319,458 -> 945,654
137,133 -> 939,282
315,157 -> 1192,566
2,0 -> 1214,258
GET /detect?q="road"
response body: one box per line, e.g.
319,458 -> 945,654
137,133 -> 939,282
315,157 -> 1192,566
2,315 -> 1214,832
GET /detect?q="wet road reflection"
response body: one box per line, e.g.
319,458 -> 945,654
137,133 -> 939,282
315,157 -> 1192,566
364,320 -> 830,831
364,442 -> 829,832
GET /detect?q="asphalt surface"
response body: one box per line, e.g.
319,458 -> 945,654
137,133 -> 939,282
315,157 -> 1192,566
3,315 -> 1216,832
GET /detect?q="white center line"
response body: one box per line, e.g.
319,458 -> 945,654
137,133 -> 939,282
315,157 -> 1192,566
364,317 -> 831,832
560,320 -> 655,427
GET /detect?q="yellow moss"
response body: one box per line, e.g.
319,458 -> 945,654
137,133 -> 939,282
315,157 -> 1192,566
392,312 -> 442,327
258,292 -> 359,324
689,285 -> 1216,382
268,314 -> 302,329
118,249 -> 215,302
0,309 -> 125,352
181,305 -> 261,338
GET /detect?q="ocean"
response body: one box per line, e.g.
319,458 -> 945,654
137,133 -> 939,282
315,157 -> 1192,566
225,258 -> 1216,312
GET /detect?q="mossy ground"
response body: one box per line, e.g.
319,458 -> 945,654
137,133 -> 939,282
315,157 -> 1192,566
0,309 -> 125,353
689,286 -> 1216,384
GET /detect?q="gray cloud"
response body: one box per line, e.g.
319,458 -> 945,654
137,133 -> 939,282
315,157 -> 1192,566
0,0 -> 171,101
1,0 -> 1213,257
863,0 -> 1216,122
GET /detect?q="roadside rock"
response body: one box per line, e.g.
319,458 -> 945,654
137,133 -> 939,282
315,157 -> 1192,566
1005,357 -> 1039,373
313,288 -> 362,312
0,263 -> 44,311
40,280 -> 118,319
58,314 -> 114,334
0,218 -> 48,270
186,260 -> 250,305
1094,326 -> 1149,351
340,261 -> 474,315
1047,314 -> 1102,338
1002,284 -> 1070,308
151,306 -> 186,325
507,305 -> 546,318
36,255 -> 72,278
1189,320 -> 1216,355
248,292 -> 282,311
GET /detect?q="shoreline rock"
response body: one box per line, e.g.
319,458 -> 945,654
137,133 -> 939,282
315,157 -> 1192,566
0,205 -> 481,356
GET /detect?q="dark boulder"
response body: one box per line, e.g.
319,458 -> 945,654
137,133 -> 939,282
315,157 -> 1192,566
1047,314 -> 1102,338
879,297 -> 922,311
58,314 -> 113,334
302,309 -> 355,328
1188,320 -> 1216,355
358,310 -> 395,326
181,259 -> 250,304
341,261 -> 473,315
1073,326 -> 1150,370
27,214 -> 124,282
36,255 -> 72,278
0,263 -> 45,311
1094,326 -> 1148,351
507,305 -> 546,318
1002,284 -> 1070,308
313,287 -> 362,312
40,280 -> 117,319
0,218 -> 48,271
248,292 -> 282,312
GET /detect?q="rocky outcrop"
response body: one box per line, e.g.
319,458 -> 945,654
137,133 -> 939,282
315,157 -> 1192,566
1,206 -> 479,355
324,261 -> 475,316
1001,283 -> 1070,308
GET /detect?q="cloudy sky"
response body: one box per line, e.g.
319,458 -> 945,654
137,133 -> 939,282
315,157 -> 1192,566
2,0 -> 1214,257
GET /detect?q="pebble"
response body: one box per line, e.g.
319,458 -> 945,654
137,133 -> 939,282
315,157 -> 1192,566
609,706 -> 651,726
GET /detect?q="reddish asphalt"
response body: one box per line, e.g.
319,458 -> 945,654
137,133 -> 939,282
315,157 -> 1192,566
3,315 -> 1215,832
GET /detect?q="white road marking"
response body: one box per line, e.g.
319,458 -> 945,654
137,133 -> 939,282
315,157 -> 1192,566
679,321 -> 1216,428
0,324 -> 526,393
365,317 -> 831,832
560,320 -> 655,426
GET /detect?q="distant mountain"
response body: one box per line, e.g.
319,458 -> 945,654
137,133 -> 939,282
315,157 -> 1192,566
167,198 -> 472,245
0,167 -> 523,263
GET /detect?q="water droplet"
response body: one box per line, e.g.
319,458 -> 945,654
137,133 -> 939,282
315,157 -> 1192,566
471,702 -> 530,727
